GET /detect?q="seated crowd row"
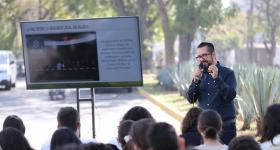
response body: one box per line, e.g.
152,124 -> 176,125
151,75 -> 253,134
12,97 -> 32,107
0,104 -> 280,150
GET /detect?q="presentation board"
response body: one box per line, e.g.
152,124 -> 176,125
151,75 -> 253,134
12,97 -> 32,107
20,16 -> 142,89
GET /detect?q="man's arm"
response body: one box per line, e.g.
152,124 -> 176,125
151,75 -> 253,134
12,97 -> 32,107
215,70 -> 237,102
186,80 -> 200,104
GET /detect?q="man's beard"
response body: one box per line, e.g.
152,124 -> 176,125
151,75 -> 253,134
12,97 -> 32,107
202,60 -> 211,67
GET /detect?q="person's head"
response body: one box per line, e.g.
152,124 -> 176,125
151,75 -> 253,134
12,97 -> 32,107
147,122 -> 179,150
121,106 -> 154,122
3,115 -> 25,134
197,110 -> 222,140
130,118 -> 156,150
228,135 -> 261,150
182,107 -> 203,133
260,104 -> 280,143
196,42 -> 216,67
57,143 -> 118,150
82,143 -> 118,150
56,144 -> 83,150
0,127 -> 33,150
118,120 -> 135,150
57,107 -> 80,134
50,127 -> 81,150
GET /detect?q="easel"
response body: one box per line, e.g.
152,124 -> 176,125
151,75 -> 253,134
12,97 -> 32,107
76,88 -> 95,138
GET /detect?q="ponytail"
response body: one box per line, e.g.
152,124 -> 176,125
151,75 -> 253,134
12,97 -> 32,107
204,127 -> 217,139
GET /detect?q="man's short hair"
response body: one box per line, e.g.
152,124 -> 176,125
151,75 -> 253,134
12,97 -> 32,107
197,42 -> 215,53
57,107 -> 79,131
3,115 -> 25,134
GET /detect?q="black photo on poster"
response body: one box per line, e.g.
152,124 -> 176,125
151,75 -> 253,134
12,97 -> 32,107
26,32 -> 99,82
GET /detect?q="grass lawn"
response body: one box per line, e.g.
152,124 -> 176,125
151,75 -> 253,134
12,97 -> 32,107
141,73 -> 257,137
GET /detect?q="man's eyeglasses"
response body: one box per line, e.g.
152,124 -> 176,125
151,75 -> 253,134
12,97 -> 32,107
195,53 -> 211,60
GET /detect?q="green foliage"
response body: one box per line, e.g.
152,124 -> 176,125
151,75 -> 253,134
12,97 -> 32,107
64,0 -> 115,18
0,0 -> 21,50
170,61 -> 195,95
206,12 -> 246,51
174,0 -> 223,34
156,65 -> 176,90
156,61 -> 195,94
158,62 -> 280,130
234,64 -> 280,127
221,2 -> 239,21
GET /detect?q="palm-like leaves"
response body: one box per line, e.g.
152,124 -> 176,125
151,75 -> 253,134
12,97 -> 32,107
158,63 -> 280,132
235,65 -> 280,130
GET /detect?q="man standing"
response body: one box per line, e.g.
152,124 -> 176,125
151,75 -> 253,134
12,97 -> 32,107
186,42 -> 237,145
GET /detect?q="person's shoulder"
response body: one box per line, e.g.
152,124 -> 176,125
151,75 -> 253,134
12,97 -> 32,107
107,137 -> 122,150
218,64 -> 233,72
261,135 -> 280,150
41,138 -> 51,150
193,144 -> 205,149
80,137 -> 97,144
194,144 -> 228,150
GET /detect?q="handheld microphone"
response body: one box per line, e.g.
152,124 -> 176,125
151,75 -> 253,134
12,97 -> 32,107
199,63 -> 209,73
199,63 -> 204,71
194,63 -> 204,83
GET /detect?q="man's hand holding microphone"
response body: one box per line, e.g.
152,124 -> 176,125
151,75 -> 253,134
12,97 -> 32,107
193,67 -> 202,83
193,64 -> 219,83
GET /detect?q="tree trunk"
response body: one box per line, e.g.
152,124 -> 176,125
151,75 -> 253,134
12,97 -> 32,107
247,0 -> 254,63
165,33 -> 175,65
112,0 -> 156,69
137,0 -> 151,69
269,26 -> 277,66
240,120 -> 251,131
111,0 -> 129,16
256,117 -> 262,136
157,0 -> 175,65
179,33 -> 194,62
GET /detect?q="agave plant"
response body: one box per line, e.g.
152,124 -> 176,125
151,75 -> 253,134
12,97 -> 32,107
168,61 -> 195,96
234,65 -> 255,130
156,64 -> 177,90
235,64 -> 280,134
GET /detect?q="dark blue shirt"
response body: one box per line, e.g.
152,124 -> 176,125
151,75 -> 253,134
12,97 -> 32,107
186,62 -> 237,121
180,127 -> 202,147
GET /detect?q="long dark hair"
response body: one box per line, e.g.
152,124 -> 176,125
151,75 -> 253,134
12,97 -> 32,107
198,110 -> 222,140
260,104 -> 280,144
3,115 -> 26,134
130,118 -> 156,150
118,120 -> 135,150
50,127 -> 81,150
0,127 -> 34,150
121,106 -> 154,122
182,107 -> 203,133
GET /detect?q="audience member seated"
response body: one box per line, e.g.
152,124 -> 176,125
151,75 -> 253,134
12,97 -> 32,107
3,115 -> 26,134
147,122 -> 179,150
121,106 -> 155,122
194,110 -> 227,150
108,106 -> 154,149
180,107 -> 203,148
0,127 -> 34,150
228,135 -> 261,150
50,127 -> 81,150
55,143 -> 83,150
118,120 -> 135,150
41,107 -> 95,150
260,104 -> 280,150
130,118 -> 156,150
59,143 -> 119,150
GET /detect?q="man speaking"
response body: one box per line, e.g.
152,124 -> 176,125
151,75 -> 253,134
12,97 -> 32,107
186,42 -> 237,144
